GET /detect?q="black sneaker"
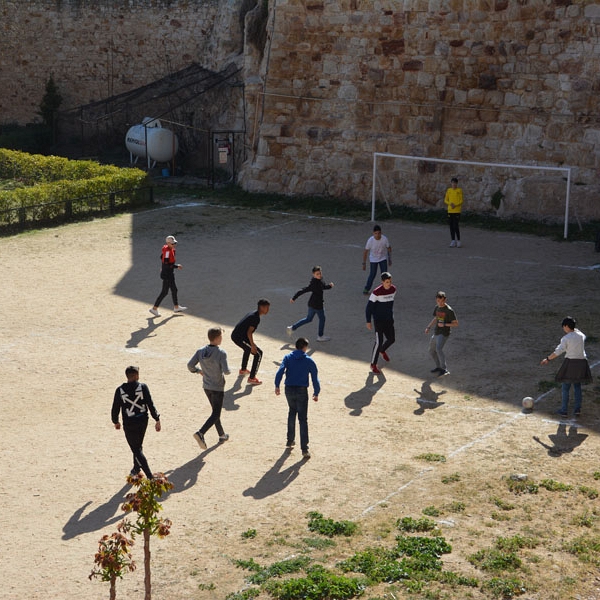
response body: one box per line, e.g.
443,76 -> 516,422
430,367 -> 442,373
574,411 -> 581,417
555,410 -> 568,417
286,440 -> 295,448
193,431 -> 207,449
130,468 -> 141,477
437,369 -> 450,377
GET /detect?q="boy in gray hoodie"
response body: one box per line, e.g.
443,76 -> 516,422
188,327 -> 231,449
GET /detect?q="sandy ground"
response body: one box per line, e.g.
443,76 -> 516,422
2,199 -> 600,599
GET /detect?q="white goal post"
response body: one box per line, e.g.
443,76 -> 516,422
371,153 -> 572,239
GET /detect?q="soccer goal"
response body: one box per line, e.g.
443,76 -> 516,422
371,153 -> 572,239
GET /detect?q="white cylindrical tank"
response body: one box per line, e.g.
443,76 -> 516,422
125,118 -> 179,163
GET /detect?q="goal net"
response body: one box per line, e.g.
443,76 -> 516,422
371,153 -> 572,238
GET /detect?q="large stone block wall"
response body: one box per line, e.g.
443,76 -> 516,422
0,0 -> 242,124
240,0 -> 600,220
3,0 -> 600,220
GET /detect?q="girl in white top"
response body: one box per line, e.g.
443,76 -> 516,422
540,316 -> 592,417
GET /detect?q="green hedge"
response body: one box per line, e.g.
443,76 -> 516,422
0,149 -> 150,228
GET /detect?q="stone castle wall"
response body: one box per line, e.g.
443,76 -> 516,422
240,0 -> 600,220
0,0 -> 242,124
3,0 -> 600,220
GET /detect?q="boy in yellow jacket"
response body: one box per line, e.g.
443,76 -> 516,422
444,177 -> 463,247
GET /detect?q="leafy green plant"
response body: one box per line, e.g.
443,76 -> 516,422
302,537 -> 336,550
422,506 -> 441,517
495,535 -> 538,552
120,473 -> 173,600
246,557 -> 312,585
573,511 -> 597,528
89,524 -> 136,600
593,471 -> 600,480
263,564 -> 366,600
242,528 -> 257,539
506,477 -> 538,495
482,575 -> 527,598
491,497 -> 515,511
307,511 -> 358,537
441,472 -> 460,484
396,516 -> 437,533
446,501 -> 465,513
468,548 -> 522,573
563,535 -> 600,565
539,479 -> 573,491
579,485 -> 599,499
225,589 -> 260,600
415,453 -> 446,463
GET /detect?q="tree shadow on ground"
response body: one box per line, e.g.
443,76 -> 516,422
242,449 -> 308,499
62,483 -> 131,540
344,372 -> 386,416
533,423 -> 588,457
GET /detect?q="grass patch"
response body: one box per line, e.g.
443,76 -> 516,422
481,576 -> 527,598
468,548 -> 522,573
539,479 -> 573,492
301,537 -> 336,550
441,472 -> 461,484
491,497 -> 516,511
422,506 -> 441,517
416,453 -> 447,463
397,516 -> 437,533
307,511 -> 358,537
506,477 -> 539,495
263,564 -> 366,600
563,534 -> 600,566
579,485 -> 599,500
241,528 -> 257,539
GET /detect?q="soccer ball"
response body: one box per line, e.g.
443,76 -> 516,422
522,397 -> 534,410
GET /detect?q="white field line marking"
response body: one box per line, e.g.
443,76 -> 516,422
360,358 -> 600,518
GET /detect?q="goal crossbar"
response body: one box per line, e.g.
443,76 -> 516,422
371,153 -> 572,239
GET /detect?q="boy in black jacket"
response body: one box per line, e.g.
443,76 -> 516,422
112,366 -> 161,479
287,266 -> 334,342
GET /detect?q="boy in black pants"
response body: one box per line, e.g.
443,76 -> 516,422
112,366 -> 161,479
231,299 -> 271,386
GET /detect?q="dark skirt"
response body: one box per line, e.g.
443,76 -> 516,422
555,358 -> 593,384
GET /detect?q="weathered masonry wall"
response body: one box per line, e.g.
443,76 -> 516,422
240,0 -> 600,220
0,0 -> 241,124
3,1 -> 600,220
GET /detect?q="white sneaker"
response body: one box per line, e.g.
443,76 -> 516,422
286,326 -> 294,337
316,336 -> 331,342
449,240 -> 456,247
149,308 -> 161,317
174,306 -> 188,313
456,241 -> 462,248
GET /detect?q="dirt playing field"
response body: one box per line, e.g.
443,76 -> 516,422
2,196 -> 600,599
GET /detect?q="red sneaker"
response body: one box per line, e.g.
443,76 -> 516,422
370,364 -> 381,374
239,369 -> 250,375
380,351 -> 390,362
248,377 -> 263,386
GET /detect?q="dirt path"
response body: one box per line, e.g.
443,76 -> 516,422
2,201 -> 600,599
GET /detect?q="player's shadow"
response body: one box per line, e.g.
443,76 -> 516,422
533,424 -> 588,457
161,445 -> 221,498
225,375 -> 255,409
126,315 -> 178,348
413,382 -> 446,415
62,483 -> 131,539
242,450 -> 307,499
344,372 -> 386,416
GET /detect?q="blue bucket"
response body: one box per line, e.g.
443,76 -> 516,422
162,168 -> 170,177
